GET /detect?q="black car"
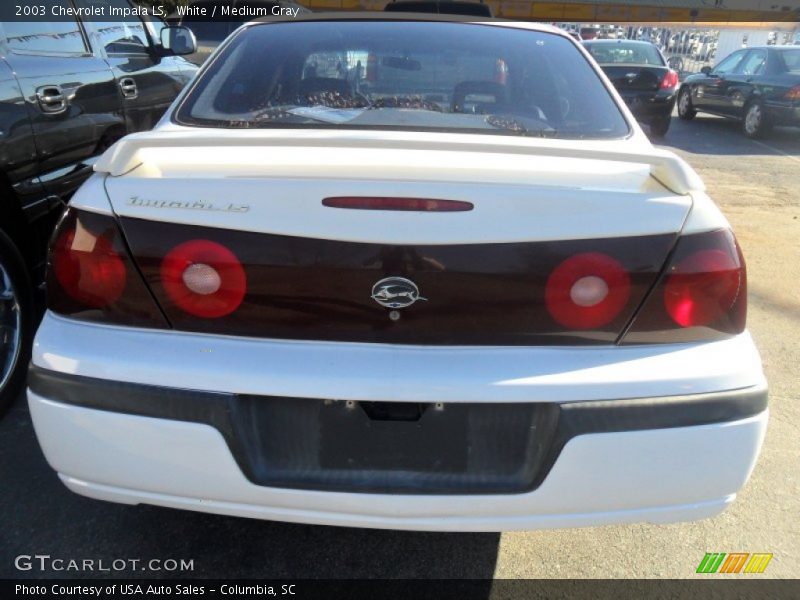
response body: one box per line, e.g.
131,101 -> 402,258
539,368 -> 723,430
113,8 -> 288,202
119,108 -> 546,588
583,39 -> 679,137
0,0 -> 198,414
678,46 -> 800,138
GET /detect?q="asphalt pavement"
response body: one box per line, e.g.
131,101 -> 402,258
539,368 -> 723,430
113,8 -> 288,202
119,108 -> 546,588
1,112 -> 798,580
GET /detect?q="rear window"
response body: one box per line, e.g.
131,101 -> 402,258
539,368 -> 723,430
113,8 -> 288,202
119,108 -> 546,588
176,21 -> 630,139
777,49 -> 800,73
583,42 -> 664,66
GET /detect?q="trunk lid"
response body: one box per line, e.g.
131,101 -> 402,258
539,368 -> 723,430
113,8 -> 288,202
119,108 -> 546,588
98,130 -> 696,345
600,65 -> 670,92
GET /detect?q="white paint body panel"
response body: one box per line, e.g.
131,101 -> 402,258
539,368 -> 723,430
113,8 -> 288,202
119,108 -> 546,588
28,394 -> 767,532
91,128 -> 708,244
33,313 -> 765,403
35,19 -> 755,530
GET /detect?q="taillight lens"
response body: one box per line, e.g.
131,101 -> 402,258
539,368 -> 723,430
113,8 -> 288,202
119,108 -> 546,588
545,252 -> 631,329
52,222 -> 126,308
785,85 -> 800,101
160,240 -> 246,318
664,249 -> 741,327
660,70 -> 680,90
622,229 -> 746,344
47,208 -> 168,327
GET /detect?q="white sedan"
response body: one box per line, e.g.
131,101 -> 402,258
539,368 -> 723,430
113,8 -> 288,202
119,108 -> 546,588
28,16 -> 767,531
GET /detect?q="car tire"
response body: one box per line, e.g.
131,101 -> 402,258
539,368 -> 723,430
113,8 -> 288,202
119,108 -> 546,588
742,99 -> 772,139
677,86 -> 696,120
0,230 -> 34,418
649,115 -> 671,137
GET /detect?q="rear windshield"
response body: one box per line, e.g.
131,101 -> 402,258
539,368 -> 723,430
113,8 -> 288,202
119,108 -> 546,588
583,42 -> 665,66
777,49 -> 800,73
175,21 -> 630,139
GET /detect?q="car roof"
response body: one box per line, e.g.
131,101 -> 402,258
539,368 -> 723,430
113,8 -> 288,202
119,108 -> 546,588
247,12 -> 568,37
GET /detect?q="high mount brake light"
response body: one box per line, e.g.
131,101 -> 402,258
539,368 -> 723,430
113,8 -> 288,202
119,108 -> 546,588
545,252 -> 631,330
322,197 -> 474,212
160,240 -> 247,318
622,229 -> 746,344
660,70 -> 680,90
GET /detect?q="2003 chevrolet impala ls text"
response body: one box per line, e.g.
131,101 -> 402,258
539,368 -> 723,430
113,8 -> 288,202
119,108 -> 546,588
27,15 -> 768,532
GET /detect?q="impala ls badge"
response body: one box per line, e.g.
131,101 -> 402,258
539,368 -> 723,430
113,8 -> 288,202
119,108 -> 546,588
371,277 -> 427,309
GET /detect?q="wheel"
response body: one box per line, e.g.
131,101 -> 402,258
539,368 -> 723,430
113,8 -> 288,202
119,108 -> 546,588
649,115 -> 671,137
0,230 -> 34,418
677,86 -> 696,120
742,100 -> 772,139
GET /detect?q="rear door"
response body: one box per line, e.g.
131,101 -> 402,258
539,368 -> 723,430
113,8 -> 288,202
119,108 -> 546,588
0,1 -> 124,201
76,0 -> 188,133
721,48 -> 768,117
697,49 -> 747,113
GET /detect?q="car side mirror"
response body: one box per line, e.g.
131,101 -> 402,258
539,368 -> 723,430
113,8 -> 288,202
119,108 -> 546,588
160,26 -> 197,56
700,66 -> 713,75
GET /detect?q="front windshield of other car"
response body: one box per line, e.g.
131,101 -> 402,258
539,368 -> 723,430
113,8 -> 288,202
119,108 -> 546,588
584,42 -> 665,66
176,21 -> 630,139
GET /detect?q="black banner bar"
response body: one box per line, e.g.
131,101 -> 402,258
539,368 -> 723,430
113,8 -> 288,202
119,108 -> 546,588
3,579 -> 800,600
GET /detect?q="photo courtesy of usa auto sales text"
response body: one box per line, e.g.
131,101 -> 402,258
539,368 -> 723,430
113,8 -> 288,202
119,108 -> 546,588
14,584 -> 298,596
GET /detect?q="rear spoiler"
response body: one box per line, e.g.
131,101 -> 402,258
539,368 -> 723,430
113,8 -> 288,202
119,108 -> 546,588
95,130 -> 704,195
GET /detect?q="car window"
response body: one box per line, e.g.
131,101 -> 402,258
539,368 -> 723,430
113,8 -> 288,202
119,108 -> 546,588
584,43 -> 664,65
177,21 -> 630,140
2,1 -> 87,55
713,50 -> 746,75
737,50 -> 767,76
75,0 -> 151,56
776,49 -> 800,73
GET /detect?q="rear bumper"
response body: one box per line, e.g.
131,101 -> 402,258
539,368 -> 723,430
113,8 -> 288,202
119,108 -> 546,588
766,103 -> 800,127
28,391 -> 768,531
27,314 -> 768,530
621,90 -> 677,120
28,366 -> 768,496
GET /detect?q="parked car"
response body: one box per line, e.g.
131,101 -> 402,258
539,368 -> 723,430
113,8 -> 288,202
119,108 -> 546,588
177,0 -> 310,65
27,16 -> 767,532
678,46 -> 800,138
0,1 -> 199,416
583,39 -> 679,136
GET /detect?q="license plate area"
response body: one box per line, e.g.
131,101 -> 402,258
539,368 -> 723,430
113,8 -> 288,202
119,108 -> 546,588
319,401 -> 468,472
229,397 -> 560,494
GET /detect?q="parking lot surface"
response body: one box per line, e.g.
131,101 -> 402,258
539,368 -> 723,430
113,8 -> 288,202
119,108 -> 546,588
1,113 -> 797,580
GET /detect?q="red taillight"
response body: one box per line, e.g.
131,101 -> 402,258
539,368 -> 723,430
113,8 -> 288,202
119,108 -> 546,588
47,208 -> 168,327
664,249 -> 742,327
660,70 -> 679,90
622,229 -> 746,344
545,252 -> 631,329
160,240 -> 246,318
785,85 -> 800,101
52,220 -> 127,308
322,197 -> 474,212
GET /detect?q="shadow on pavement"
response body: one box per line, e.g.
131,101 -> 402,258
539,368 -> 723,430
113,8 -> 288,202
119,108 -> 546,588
657,114 -> 800,157
0,396 -> 500,580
